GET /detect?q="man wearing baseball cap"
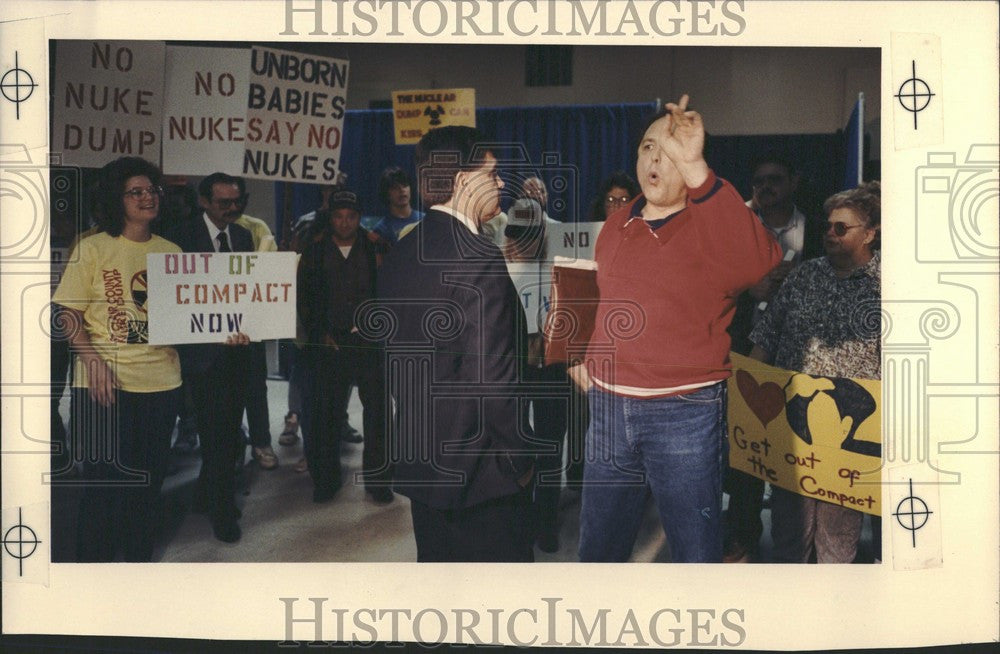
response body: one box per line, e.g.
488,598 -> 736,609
297,189 -> 392,504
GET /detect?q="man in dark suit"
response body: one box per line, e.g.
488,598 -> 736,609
372,126 -> 536,562
175,172 -> 255,543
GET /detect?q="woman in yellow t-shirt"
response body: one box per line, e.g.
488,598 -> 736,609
53,156 -> 183,562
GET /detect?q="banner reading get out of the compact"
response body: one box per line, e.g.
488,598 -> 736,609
727,353 -> 882,516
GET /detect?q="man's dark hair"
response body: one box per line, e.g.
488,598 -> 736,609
415,126 -> 490,206
750,153 -> 797,178
94,156 -> 163,237
632,103 -> 704,157
198,172 -> 243,200
635,105 -> 673,151
377,166 -> 412,206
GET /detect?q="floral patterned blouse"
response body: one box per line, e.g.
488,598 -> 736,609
750,252 -> 881,380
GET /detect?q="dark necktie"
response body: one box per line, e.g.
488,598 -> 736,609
217,232 -> 232,253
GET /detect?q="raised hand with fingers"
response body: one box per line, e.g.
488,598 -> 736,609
654,94 -> 710,189
659,94 -> 705,166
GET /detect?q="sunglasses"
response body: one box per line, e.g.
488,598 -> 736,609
826,221 -> 865,236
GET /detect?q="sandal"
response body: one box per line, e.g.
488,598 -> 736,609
279,412 -> 300,446
252,446 -> 279,470
293,457 -> 308,473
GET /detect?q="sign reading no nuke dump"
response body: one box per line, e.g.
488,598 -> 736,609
146,251 -> 297,344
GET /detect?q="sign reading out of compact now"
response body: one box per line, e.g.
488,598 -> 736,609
391,88 -> 475,145
146,252 -> 297,345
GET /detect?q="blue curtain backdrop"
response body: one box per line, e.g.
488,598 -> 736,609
274,102 -> 656,240
274,102 -> 847,241
705,132 -> 844,221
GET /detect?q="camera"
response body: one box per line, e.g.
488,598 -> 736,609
0,145 -> 83,269
914,144 -> 999,263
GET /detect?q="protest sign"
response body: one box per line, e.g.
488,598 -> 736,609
544,221 -> 604,262
391,87 -> 475,145
504,260 -> 546,335
52,40 -> 165,168
244,46 -> 348,182
146,251 -> 297,344
162,46 -> 250,175
727,352 -> 882,515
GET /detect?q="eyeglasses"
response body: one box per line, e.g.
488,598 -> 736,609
604,195 -> 631,206
212,197 -> 243,208
826,221 -> 865,236
123,185 -> 162,199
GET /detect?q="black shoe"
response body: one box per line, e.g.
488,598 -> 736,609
723,540 -> 752,563
536,531 -> 559,554
193,495 -> 241,519
211,516 -> 241,543
366,487 -> 394,505
340,423 -> 364,444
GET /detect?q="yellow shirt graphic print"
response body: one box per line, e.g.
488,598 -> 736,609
52,232 -> 182,393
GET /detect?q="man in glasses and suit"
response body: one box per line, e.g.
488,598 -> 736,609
173,172 -> 255,543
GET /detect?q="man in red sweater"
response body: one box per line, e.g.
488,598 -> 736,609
572,95 -> 781,562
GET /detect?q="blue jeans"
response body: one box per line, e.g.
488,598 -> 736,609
579,382 -> 727,562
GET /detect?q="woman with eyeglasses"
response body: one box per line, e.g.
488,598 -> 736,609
52,156 -> 183,561
748,181 -> 882,563
588,170 -> 640,221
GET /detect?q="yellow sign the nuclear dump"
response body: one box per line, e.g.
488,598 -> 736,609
391,88 -> 476,145
727,353 -> 882,516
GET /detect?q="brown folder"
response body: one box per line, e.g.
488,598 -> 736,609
542,257 -> 599,367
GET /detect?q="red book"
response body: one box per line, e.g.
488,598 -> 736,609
543,257 -> 599,367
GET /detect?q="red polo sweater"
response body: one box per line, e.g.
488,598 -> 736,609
588,171 -> 781,396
